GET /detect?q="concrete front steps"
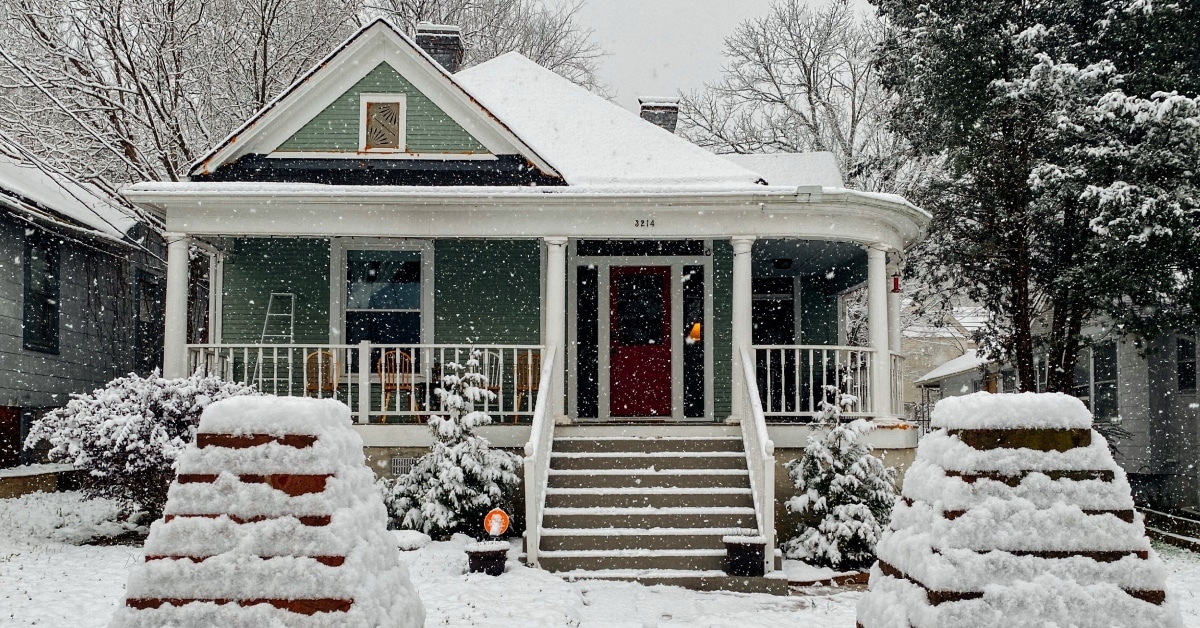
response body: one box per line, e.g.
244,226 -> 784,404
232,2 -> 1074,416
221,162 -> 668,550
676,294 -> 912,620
529,425 -> 788,595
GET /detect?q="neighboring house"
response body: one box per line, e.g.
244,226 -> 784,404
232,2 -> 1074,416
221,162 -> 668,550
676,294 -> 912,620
915,323 -> 1200,512
121,20 -> 929,588
0,145 -> 164,468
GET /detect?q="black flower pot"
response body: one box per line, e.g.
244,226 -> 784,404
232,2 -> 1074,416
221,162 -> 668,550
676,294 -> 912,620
723,536 -> 767,577
466,541 -> 509,576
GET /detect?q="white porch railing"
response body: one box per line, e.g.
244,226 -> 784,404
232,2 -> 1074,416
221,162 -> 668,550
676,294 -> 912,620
738,347 -> 776,575
521,346 -> 558,569
752,345 -> 876,419
890,351 -> 907,418
186,343 -> 544,424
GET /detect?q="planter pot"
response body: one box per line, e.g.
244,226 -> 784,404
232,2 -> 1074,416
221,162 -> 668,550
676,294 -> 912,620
466,541 -> 509,576
723,535 -> 767,578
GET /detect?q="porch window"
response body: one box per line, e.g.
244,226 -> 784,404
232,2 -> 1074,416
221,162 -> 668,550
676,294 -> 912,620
23,232 -> 59,354
1179,336 -> 1197,393
345,250 -> 422,349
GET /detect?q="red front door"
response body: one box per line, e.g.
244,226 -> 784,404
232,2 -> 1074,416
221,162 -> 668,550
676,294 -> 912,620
610,266 -> 671,417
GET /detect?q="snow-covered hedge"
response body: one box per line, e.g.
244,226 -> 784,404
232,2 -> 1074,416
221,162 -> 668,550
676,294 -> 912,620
25,372 -> 258,520
383,352 -> 521,540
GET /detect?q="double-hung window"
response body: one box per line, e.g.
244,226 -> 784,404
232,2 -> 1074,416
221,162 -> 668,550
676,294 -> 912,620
23,232 -> 60,353
345,249 -> 422,354
1179,336 -> 1197,394
1073,341 -> 1118,421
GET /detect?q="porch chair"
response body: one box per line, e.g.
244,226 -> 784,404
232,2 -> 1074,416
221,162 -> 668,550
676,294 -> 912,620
513,351 -> 541,423
480,350 -> 503,414
304,350 -> 340,397
379,349 -> 416,414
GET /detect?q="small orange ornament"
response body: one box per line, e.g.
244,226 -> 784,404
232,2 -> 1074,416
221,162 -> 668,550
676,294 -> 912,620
483,508 -> 510,536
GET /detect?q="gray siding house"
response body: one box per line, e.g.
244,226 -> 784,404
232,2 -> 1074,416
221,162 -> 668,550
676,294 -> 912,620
0,146 -> 163,467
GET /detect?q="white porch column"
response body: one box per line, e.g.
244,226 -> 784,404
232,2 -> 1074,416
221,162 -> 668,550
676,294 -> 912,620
163,232 -> 191,379
730,236 -> 756,418
888,259 -> 902,353
867,245 -> 892,416
544,237 -> 568,418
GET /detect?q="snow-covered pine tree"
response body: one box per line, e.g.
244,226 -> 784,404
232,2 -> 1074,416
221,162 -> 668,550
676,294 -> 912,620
783,385 -> 897,570
873,0 -> 1200,391
386,350 -> 521,540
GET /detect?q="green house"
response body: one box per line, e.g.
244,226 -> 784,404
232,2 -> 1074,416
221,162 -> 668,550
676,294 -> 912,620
124,20 -> 929,590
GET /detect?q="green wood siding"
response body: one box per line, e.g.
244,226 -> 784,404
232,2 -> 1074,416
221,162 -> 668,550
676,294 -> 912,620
277,63 -> 488,154
434,240 -> 541,344
221,239 -> 330,344
713,240 -> 732,418
799,275 -> 839,345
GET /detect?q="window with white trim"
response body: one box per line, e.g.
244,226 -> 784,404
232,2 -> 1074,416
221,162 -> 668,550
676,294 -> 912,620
1179,336 -> 1197,394
345,249 -> 422,349
1073,341 -> 1118,421
360,94 -> 406,152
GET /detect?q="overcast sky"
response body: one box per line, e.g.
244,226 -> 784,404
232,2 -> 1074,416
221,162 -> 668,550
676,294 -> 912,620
549,0 -> 874,110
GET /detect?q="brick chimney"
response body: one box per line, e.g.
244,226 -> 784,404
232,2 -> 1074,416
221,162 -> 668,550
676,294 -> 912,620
415,23 -> 464,73
639,97 -> 680,133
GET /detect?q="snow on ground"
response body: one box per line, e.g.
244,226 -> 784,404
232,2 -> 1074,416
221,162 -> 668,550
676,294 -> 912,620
2,491 -> 1199,627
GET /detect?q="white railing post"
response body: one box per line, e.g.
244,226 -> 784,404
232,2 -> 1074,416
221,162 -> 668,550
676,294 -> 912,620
357,340 -> 370,424
522,346 -> 557,569
738,346 -> 775,574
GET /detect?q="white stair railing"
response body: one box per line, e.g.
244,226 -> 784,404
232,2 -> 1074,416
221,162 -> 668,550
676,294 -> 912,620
521,346 -> 558,569
738,346 -> 776,574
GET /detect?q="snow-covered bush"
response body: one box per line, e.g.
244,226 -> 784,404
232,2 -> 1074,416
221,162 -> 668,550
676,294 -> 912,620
24,371 -> 258,520
784,386 -> 897,569
383,351 -> 521,540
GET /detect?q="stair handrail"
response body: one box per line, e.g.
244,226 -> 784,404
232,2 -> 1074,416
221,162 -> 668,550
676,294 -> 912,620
522,345 -> 557,569
738,346 -> 776,574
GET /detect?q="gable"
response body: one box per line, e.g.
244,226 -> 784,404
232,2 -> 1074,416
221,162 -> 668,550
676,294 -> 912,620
187,19 -> 558,181
277,62 -> 487,154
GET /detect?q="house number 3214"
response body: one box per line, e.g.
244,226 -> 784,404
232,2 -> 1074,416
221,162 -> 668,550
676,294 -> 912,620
634,219 -> 655,228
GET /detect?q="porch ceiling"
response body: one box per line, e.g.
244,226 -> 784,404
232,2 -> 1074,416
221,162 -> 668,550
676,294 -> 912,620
752,239 -> 866,277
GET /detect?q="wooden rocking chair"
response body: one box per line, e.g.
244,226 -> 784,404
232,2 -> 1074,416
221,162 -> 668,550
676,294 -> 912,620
379,349 -> 416,415
513,351 -> 541,423
305,350 -> 340,397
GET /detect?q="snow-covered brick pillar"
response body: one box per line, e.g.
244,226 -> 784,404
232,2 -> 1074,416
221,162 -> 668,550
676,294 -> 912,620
545,237 -> 568,418
867,244 -> 891,416
163,232 -> 191,379
857,392 -> 1182,628
109,396 -> 425,627
730,236 -> 755,419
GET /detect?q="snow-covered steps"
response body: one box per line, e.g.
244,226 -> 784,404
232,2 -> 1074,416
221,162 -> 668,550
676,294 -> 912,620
554,569 -> 791,595
553,436 -> 744,453
550,450 -> 747,470
529,426 -> 782,595
540,527 -> 757,552
545,487 -> 753,509
547,468 -> 750,489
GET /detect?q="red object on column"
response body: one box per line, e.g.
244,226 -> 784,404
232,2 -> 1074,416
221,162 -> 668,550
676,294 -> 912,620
891,273 -> 901,293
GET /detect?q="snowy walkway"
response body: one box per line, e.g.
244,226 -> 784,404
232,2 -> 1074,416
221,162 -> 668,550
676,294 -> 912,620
1,492 -> 1199,627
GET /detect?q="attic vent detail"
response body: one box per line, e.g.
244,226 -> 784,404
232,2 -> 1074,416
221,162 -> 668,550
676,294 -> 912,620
360,94 -> 406,152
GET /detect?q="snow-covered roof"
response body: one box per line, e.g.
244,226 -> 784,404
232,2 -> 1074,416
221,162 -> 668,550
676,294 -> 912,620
914,349 -> 989,385
720,152 -> 844,188
0,151 -> 136,240
455,53 -> 766,190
